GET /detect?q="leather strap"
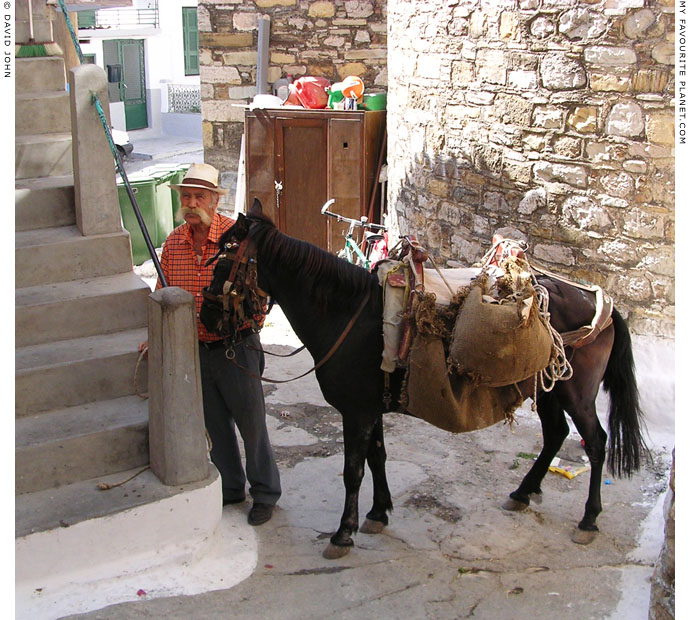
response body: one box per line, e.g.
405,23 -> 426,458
226,291 -> 371,383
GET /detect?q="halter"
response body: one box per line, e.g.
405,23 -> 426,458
202,236 -> 269,342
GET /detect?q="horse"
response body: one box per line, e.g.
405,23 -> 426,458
200,199 -> 647,558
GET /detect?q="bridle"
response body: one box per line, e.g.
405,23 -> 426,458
202,223 -> 371,383
202,235 -> 269,343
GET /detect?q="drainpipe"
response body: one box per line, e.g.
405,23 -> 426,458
256,16 -> 270,95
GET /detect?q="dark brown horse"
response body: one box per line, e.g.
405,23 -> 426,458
201,200 -> 647,558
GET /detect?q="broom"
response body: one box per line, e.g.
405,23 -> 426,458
15,0 -> 62,57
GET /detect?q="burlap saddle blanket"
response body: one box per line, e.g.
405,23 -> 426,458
377,236 -> 613,433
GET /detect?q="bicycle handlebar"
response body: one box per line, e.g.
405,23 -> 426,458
320,200 -> 387,231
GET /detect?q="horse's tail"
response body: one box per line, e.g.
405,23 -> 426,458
603,308 -> 648,478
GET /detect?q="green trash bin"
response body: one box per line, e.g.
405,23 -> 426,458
117,167 -> 175,265
146,163 -> 190,227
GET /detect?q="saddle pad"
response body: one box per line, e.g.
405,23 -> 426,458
422,267 -> 482,306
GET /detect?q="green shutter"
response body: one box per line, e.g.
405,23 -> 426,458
182,7 -> 199,76
78,10 -> 97,29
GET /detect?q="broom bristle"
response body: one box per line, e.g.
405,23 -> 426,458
16,41 -> 63,58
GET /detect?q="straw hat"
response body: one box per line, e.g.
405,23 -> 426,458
170,163 -> 229,195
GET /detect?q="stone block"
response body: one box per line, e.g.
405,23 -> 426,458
202,121 -> 214,149
541,52 -> 586,90
338,62 -> 367,78
645,112 -> 674,146
345,0 -> 375,18
530,16 -> 555,38
566,106 -> 598,133
533,161 -> 588,188
606,101 -> 644,137
553,135 -> 582,157
507,69 -> 537,89
255,0 -> 296,6
559,8 -> 608,40
470,10 -> 487,38
227,85 -> 257,99
522,132 -> 548,151
533,243 -> 575,265
590,72 -> 631,92
603,0 -> 644,15
599,170 -> 634,197
476,49 -> 507,85
499,12 -> 520,40
221,51 -> 259,66
623,206 -> 665,238
518,188 -> 547,214
201,99 -> 246,123
199,32 -> 253,48
623,8 -> 655,38
345,48 -> 388,60
622,159 -> 647,173
532,105 -> 564,129
451,60 -> 475,83
652,42 -> 674,65
201,65 -> 242,84
632,68 -> 670,92
309,1 -> 336,17
233,12 -> 259,31
584,46 -> 637,66
495,94 -> 533,125
560,195 -> 612,230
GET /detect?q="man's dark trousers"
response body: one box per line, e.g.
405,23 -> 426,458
198,333 -> 281,506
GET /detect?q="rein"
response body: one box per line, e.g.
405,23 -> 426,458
207,225 -> 369,383
226,291 -> 371,383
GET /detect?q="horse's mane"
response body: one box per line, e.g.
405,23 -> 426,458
247,213 -> 379,310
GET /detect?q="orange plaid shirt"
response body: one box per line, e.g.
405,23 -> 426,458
157,212 -> 234,342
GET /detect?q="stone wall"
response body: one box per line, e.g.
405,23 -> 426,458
198,0 -> 387,203
387,0 -> 675,337
649,450 -> 675,620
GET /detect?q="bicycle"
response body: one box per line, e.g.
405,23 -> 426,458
321,199 -> 388,270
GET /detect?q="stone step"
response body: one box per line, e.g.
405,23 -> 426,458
16,468 -> 221,618
15,175 -> 75,231
16,90 -> 71,136
15,57 -> 66,95
16,395 -> 150,496
16,18 -> 55,45
15,327 -> 148,417
16,225 -> 134,287
16,272 -> 150,347
16,132 -> 73,180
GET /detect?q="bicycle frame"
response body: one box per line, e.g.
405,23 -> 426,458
321,200 -> 387,270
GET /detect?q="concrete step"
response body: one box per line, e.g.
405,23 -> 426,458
16,18 -> 55,45
16,225 -> 134,287
16,395 -> 149,495
16,90 -> 71,136
16,132 -> 72,179
15,327 -> 148,417
15,175 -> 75,231
16,272 -> 150,347
15,56 -> 66,95
16,468 -> 221,620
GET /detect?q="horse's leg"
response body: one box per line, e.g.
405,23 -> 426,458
323,413 -> 377,559
562,394 -> 607,544
360,415 -> 393,534
503,390 -> 570,511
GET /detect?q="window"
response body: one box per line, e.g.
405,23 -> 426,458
182,7 -> 199,76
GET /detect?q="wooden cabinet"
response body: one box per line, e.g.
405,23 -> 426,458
244,108 -> 385,253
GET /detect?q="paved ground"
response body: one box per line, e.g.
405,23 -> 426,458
63,131 -> 673,620
61,304 -> 673,620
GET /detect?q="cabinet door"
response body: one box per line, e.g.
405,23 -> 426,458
327,118 -> 363,253
245,112 -> 277,221
275,117 -> 328,250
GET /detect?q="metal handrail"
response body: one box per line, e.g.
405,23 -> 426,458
56,0 -> 167,287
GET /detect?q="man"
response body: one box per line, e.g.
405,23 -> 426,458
140,163 -> 281,525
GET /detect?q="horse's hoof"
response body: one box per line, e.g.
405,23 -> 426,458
571,528 -> 598,545
323,543 -> 352,559
502,498 -> 529,512
360,518 -> 386,534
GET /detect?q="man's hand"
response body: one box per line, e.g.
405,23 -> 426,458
138,341 -> 149,360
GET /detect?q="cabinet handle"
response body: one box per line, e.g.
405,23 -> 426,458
274,180 -> 283,210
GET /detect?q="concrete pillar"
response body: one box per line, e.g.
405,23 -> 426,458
147,287 -> 210,486
69,64 -> 122,236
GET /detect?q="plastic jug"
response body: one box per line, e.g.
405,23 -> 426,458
292,76 -> 331,109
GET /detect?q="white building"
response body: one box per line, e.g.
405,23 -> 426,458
72,0 -> 201,137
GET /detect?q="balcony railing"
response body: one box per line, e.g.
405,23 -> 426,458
167,84 -> 201,114
79,6 -> 159,30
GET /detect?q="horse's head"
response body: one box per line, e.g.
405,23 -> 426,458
200,199 -> 270,341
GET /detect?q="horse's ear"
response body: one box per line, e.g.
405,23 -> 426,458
249,198 -> 263,217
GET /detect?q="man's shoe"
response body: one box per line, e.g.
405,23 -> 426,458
223,495 -> 245,506
248,502 -> 274,526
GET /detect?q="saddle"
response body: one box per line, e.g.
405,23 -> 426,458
376,234 -> 613,434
